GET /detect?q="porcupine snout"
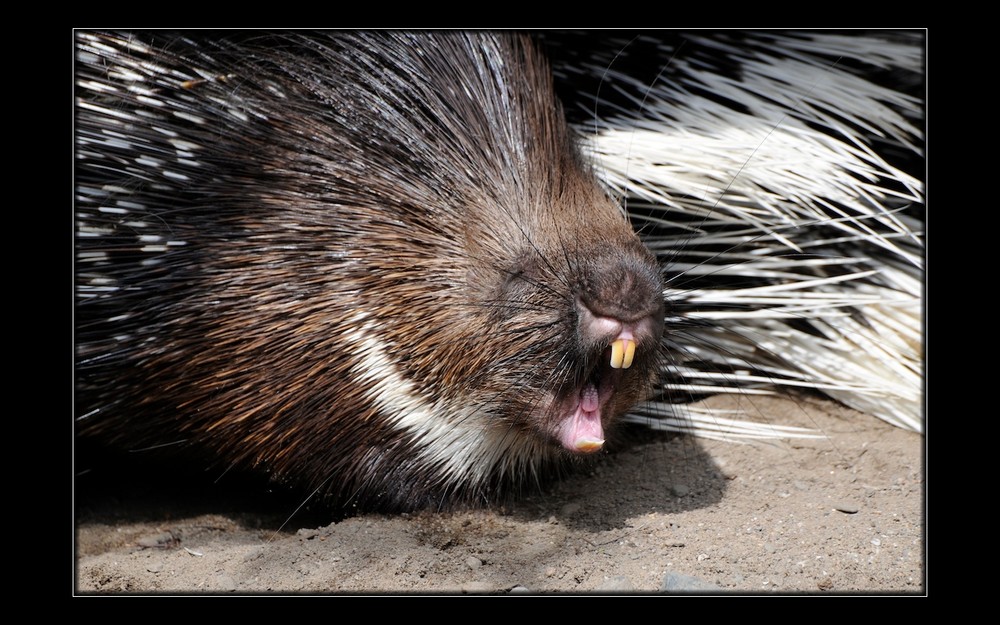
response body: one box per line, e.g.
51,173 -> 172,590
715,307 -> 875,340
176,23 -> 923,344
548,239 -> 665,455
577,246 -> 665,363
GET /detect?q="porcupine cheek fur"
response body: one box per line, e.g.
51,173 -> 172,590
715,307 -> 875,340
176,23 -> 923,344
75,31 -> 666,511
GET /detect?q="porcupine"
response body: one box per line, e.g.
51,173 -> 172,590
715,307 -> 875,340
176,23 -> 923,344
78,33 -> 924,509
75,31 -> 667,511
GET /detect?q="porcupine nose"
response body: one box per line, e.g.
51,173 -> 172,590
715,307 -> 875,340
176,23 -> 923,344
576,249 -> 665,367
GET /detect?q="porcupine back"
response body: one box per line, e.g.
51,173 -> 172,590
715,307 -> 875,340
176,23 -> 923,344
75,31 -> 665,511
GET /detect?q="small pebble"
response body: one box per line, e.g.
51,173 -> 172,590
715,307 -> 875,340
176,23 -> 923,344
146,562 -> 163,574
466,556 -> 483,569
834,502 -> 859,514
596,576 -> 633,592
661,572 -> 721,592
560,503 -> 581,517
216,574 -> 237,592
461,581 -> 491,594
671,484 -> 690,497
509,585 -> 531,594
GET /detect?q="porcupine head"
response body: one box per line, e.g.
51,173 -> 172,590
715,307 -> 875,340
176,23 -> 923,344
75,32 -> 665,511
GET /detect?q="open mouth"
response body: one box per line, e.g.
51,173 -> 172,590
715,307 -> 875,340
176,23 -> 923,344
553,337 -> 636,454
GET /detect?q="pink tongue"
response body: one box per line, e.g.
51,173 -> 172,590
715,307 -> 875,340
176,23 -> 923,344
559,384 -> 604,453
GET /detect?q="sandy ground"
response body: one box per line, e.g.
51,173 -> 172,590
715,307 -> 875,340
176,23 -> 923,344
73,394 -> 924,595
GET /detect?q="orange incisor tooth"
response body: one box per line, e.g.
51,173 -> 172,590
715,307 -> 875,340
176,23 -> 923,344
575,438 -> 605,453
610,338 -> 636,369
